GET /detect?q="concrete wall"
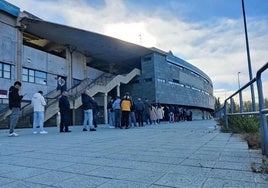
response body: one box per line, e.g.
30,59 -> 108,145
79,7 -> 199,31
0,12 -> 18,92
124,52 -> 214,114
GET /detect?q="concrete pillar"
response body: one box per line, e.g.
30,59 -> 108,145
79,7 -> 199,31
104,93 -> 108,124
65,48 -> 72,90
16,26 -> 23,81
83,56 -> 87,79
116,84 -> 120,97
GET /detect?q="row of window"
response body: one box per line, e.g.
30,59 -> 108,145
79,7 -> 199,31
22,68 -> 47,85
0,62 -> 11,79
0,62 -> 47,85
168,62 -> 211,86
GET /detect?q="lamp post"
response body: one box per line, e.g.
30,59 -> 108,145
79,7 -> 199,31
241,0 -> 256,111
238,72 -> 243,112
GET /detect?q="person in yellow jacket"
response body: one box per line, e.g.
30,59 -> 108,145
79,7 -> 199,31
120,93 -> 131,129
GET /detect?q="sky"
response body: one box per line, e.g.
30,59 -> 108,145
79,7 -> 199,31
6,0 -> 268,103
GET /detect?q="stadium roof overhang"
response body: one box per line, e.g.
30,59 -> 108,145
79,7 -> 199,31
20,17 -> 153,74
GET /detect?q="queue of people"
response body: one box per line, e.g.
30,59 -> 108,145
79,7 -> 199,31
4,81 -> 193,137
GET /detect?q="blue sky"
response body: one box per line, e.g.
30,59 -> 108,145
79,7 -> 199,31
7,0 -> 268,102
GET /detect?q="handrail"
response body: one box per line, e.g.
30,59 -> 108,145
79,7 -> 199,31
223,62 -> 268,156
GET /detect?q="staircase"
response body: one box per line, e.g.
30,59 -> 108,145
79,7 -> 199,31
45,68 -> 140,122
0,68 -> 140,127
72,68 -> 141,109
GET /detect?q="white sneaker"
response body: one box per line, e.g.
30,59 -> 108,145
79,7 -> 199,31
40,131 -> 48,134
8,132 -> 19,137
109,126 -> 115,129
33,131 -> 37,134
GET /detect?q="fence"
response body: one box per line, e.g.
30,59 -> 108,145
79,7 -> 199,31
223,62 -> 268,156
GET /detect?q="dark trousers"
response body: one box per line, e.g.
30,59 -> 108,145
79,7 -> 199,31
60,111 -> 70,131
121,111 -> 130,127
137,110 -> 144,126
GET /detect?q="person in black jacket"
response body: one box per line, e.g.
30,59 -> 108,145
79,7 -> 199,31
92,97 -> 99,129
8,81 -> 26,137
59,91 -> 71,132
81,89 -> 96,131
135,98 -> 145,127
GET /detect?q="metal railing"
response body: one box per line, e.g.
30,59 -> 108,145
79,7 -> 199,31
223,62 -> 268,156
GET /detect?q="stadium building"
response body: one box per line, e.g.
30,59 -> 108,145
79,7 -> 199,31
0,1 -> 214,127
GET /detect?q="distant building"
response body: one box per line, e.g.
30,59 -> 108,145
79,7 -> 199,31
0,1 -> 214,127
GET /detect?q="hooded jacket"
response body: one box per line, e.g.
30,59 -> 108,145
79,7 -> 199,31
31,92 -> 46,112
8,86 -> 23,109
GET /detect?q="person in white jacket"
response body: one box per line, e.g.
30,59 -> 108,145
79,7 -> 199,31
31,91 -> 47,134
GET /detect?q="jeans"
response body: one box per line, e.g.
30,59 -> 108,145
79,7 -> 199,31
83,109 -> 93,129
129,111 -> 137,127
169,112 -> 174,123
114,109 -> 121,128
109,111 -> 115,127
33,111 -> 45,132
9,107 -> 20,134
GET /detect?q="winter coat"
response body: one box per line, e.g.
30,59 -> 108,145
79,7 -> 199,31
135,101 -> 145,111
120,99 -> 131,112
156,107 -> 164,119
31,93 -> 46,112
81,93 -> 94,110
150,106 -> 157,121
8,86 -> 23,109
59,95 -> 70,113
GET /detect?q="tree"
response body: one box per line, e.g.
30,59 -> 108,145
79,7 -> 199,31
214,97 -> 221,111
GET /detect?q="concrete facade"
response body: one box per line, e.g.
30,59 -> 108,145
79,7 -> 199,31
0,1 -> 214,126
122,52 -> 214,112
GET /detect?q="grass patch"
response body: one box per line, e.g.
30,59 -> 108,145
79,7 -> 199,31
217,116 -> 268,174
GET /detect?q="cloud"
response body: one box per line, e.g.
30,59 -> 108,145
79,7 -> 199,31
7,0 -> 268,102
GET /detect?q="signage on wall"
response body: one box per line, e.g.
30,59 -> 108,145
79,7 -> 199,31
0,90 -> 8,98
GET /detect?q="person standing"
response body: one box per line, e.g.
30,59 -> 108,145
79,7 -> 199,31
156,103 -> 164,124
31,91 -> 47,134
135,97 -> 145,127
113,96 -> 121,129
59,91 -> 71,132
120,93 -> 131,129
150,104 -> 157,125
129,96 -> 137,128
8,81 -> 26,137
107,97 -> 115,128
169,105 -> 175,123
81,90 -> 96,131
144,98 -> 152,125
92,97 -> 99,128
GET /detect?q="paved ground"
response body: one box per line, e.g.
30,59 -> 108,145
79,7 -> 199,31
0,119 -> 267,188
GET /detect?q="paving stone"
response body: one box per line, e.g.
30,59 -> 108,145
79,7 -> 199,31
98,179 -> 150,188
117,169 -> 165,183
2,167 -> 50,180
57,174 -> 109,188
0,120 -> 265,187
0,180 -> 54,188
154,172 -> 207,187
0,177 -> 14,186
203,177 -> 255,188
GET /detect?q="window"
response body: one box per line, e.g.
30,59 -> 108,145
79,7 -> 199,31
144,78 -> 152,82
157,78 -> 166,83
130,79 -> 139,84
0,62 -> 11,79
22,68 -> 47,85
172,79 -> 180,84
143,56 -> 152,62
